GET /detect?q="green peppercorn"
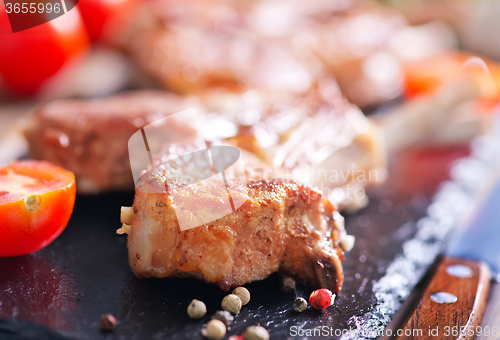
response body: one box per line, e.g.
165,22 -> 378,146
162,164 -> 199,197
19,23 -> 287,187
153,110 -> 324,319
245,325 -> 269,340
221,294 -> 242,315
187,299 -> 206,319
293,297 -> 307,312
281,276 -> 296,293
232,287 -> 250,305
201,319 -> 226,340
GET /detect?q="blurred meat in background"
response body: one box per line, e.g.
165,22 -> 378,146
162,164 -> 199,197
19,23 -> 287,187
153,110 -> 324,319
22,91 -> 204,193
0,0 -> 499,210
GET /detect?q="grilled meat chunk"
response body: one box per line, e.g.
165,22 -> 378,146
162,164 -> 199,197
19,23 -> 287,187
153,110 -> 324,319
312,7 -> 407,108
211,81 -> 387,209
23,91 -> 203,194
120,146 -> 349,292
131,25 -> 318,95
126,0 -> 327,95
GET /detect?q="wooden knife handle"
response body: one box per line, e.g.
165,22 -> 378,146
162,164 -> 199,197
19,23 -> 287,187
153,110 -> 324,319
397,256 -> 491,340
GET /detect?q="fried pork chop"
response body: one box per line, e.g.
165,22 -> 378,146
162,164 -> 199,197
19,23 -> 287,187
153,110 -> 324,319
119,144 -> 353,292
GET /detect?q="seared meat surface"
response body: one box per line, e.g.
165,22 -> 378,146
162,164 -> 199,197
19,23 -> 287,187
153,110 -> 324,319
119,146 -> 350,292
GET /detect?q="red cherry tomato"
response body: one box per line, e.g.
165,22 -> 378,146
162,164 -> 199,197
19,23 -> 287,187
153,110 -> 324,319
404,51 -> 500,101
77,0 -> 136,43
0,160 -> 76,257
0,3 -> 89,97
309,289 -> 334,310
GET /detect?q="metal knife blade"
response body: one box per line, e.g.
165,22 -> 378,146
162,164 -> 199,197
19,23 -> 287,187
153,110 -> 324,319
447,176 -> 500,280
393,174 -> 500,339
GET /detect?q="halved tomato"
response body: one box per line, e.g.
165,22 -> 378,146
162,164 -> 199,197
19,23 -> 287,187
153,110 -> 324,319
0,160 -> 76,257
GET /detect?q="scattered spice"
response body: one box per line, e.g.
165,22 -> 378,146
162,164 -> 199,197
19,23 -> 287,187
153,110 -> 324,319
201,319 -> 226,340
229,335 -> 245,340
232,287 -> 250,305
221,294 -> 242,315
245,325 -> 269,340
309,289 -> 335,310
100,314 -> 117,331
293,297 -> 307,312
187,299 -> 207,319
281,276 -> 296,293
212,310 -> 234,326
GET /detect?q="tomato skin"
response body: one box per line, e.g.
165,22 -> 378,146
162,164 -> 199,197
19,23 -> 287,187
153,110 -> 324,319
77,0 -> 136,43
309,289 -> 334,310
0,161 -> 76,257
0,2 -> 89,97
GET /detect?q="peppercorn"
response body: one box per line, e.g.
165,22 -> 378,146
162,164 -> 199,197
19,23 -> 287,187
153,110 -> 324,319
245,325 -> 269,340
187,299 -> 207,319
228,336 -> 245,340
281,276 -> 296,293
221,294 -> 242,315
212,310 -> 234,326
201,319 -> 226,340
232,287 -> 250,305
309,289 -> 335,310
293,297 -> 307,312
100,314 -> 117,331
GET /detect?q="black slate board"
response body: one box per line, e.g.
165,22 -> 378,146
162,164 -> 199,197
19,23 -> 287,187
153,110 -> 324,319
0,146 -> 473,340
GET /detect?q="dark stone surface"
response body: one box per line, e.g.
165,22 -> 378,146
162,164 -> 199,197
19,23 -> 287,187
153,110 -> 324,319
0,147 -> 470,340
0,318 -> 72,340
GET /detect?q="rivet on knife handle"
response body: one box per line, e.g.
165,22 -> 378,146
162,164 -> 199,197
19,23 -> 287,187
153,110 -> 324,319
396,256 -> 490,340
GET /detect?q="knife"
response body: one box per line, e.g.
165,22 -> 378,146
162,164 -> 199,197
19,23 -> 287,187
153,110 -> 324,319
478,283 -> 500,340
385,174 -> 500,339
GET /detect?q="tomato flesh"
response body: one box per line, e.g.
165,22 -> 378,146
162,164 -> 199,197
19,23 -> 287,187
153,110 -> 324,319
0,161 -> 76,257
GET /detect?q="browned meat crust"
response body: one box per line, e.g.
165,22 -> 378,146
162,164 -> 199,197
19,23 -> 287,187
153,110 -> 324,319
23,91 -> 202,194
122,146 -> 348,292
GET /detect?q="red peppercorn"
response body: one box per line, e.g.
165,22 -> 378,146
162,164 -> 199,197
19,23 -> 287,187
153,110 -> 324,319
228,335 -> 245,340
100,314 -> 117,331
309,289 -> 335,310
